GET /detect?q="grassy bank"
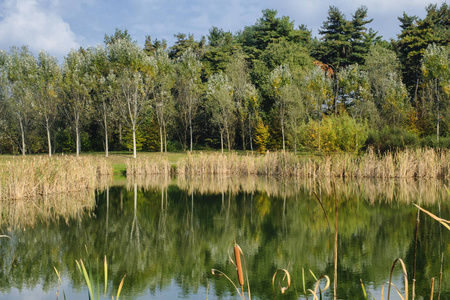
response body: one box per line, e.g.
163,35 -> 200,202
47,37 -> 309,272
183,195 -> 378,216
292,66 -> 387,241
0,148 -> 448,200
0,156 -> 113,200
172,148 -> 450,178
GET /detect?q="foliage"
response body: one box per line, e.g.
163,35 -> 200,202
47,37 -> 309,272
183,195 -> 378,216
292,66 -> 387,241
254,117 -> 270,154
302,114 -> 369,153
364,127 -> 420,153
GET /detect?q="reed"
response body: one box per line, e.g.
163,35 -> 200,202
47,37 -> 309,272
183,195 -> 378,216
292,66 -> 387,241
126,155 -> 172,176
174,149 -> 450,178
0,156 -> 113,200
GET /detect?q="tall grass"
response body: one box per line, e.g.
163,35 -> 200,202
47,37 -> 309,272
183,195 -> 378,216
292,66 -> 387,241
0,156 -> 113,200
125,155 -> 172,176
175,149 -> 450,178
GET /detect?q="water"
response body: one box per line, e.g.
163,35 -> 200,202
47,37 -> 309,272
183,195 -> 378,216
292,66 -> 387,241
0,177 -> 449,299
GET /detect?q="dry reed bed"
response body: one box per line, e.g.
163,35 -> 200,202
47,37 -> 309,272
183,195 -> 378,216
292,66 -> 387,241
0,156 -> 113,200
175,149 -> 450,178
126,155 -> 172,176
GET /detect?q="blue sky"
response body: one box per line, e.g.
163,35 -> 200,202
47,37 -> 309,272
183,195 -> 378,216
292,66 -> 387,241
0,0 -> 438,63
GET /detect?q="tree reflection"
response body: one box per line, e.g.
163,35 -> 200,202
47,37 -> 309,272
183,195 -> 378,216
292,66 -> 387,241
0,176 -> 448,299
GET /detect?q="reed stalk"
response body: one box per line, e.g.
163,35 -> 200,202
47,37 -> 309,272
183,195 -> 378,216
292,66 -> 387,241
0,156 -> 113,200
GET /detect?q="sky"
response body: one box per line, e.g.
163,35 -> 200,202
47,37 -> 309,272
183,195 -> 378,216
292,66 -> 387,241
0,0 -> 441,63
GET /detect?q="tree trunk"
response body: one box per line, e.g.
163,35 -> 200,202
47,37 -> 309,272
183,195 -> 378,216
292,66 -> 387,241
281,117 -> 285,152
189,113 -> 193,152
249,117 -> 253,152
160,125 -> 163,153
75,117 -> 80,157
104,113 -> 109,158
436,79 -> 440,144
220,131 -> 224,153
226,126 -> 231,151
241,119 -> 246,151
132,123 -> 137,159
19,117 -> 25,156
46,117 -> 52,158
119,123 -> 123,145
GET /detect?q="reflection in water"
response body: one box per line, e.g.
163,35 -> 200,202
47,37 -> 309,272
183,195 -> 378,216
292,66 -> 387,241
0,176 -> 448,299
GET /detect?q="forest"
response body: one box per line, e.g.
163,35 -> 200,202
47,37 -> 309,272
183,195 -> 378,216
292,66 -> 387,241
0,3 -> 448,157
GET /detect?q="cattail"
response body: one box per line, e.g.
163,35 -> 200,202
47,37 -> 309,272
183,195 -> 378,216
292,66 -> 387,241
234,244 -> 244,287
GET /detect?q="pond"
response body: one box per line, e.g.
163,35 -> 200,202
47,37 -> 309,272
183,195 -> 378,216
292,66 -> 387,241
0,176 -> 449,299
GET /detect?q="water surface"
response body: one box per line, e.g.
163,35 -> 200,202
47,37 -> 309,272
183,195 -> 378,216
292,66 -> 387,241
0,177 -> 449,299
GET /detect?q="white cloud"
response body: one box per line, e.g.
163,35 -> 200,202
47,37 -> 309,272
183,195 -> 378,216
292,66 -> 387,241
0,0 -> 79,60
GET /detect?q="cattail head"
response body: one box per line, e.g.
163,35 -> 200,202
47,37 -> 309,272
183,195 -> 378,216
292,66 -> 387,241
234,244 -> 244,287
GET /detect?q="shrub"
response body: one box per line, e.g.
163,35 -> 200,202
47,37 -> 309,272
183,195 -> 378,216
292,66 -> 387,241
364,127 -> 420,153
302,114 -> 368,153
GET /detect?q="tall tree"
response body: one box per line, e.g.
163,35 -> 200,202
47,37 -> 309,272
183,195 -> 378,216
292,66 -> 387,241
174,49 -> 203,151
6,46 -> 37,156
107,39 -> 155,158
421,43 -> 450,143
87,45 -> 114,157
206,72 -> 236,152
151,49 -> 175,153
62,49 -> 93,156
35,51 -> 61,157
269,64 -> 292,151
225,50 -> 254,150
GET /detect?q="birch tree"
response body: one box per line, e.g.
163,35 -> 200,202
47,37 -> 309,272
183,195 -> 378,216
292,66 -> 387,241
152,49 -> 175,153
226,51 -> 253,150
6,46 -> 37,156
421,43 -> 450,143
35,51 -> 61,157
174,49 -> 202,152
269,64 -> 292,152
62,49 -> 92,156
87,45 -> 114,157
206,72 -> 235,152
108,38 -> 155,158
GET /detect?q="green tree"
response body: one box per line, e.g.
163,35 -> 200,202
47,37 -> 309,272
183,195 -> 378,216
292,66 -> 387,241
87,45 -> 114,157
269,64 -> 292,151
206,72 -> 236,152
61,49 -> 93,156
107,38 -> 155,158
225,50 -> 255,150
6,46 -> 38,156
254,117 -> 269,154
173,49 -> 203,151
421,43 -> 450,142
151,49 -> 175,153
35,51 -> 62,157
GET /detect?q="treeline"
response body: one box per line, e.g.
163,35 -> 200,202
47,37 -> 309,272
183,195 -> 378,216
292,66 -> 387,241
0,4 -> 449,156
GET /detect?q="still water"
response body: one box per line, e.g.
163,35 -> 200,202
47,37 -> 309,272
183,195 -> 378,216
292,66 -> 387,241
0,176 -> 449,300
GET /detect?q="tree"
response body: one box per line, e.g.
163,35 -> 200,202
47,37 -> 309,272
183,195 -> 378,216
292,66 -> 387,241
151,49 -> 175,153
302,65 -> 333,152
61,49 -> 92,156
421,43 -> 450,142
169,33 -> 206,59
173,49 -> 203,151
206,72 -> 235,152
6,46 -> 37,156
35,51 -> 61,157
238,9 -> 311,60
269,64 -> 292,151
108,38 -> 155,158
87,45 -> 114,157
225,50 -> 255,150
364,45 -> 408,128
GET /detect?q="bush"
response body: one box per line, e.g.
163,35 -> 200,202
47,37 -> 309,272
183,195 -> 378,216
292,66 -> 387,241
302,114 -> 368,153
421,135 -> 450,149
364,127 -> 420,153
